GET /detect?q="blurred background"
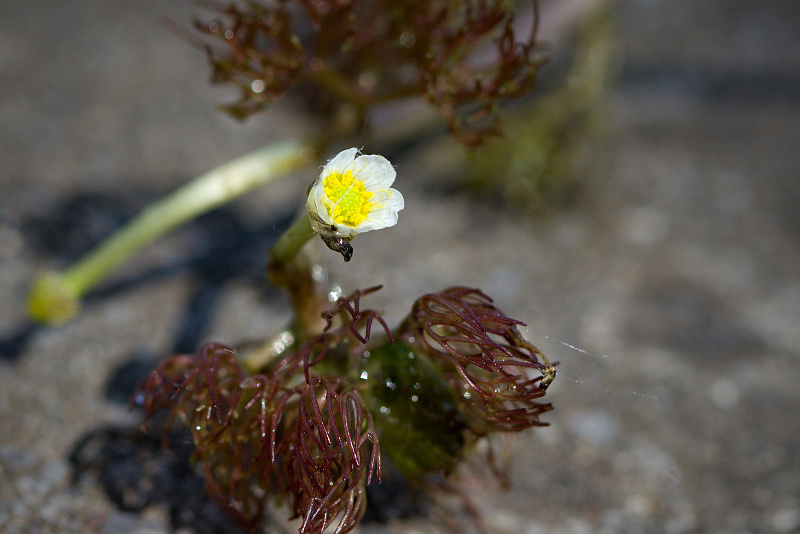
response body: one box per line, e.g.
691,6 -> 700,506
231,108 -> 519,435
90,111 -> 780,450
1,0 -> 799,533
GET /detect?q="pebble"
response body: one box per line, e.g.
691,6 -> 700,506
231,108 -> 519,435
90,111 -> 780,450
104,511 -> 164,534
770,507 -> 800,534
709,378 -> 740,410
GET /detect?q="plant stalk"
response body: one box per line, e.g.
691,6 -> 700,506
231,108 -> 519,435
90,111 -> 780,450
27,141 -> 316,324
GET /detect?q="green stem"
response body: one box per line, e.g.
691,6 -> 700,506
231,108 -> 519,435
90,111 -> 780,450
266,213 -> 330,341
269,212 -> 315,268
27,140 -> 316,324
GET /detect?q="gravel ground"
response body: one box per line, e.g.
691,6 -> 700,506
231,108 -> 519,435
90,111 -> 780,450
2,1 -> 799,533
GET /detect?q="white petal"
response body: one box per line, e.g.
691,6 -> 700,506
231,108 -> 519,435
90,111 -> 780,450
369,188 -> 404,209
306,177 -> 333,226
350,154 -> 396,190
355,189 -> 404,232
321,148 -> 359,177
357,210 -> 398,232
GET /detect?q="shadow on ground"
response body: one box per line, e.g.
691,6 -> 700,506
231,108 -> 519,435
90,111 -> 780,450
1,191 -> 296,361
70,426 -> 246,534
17,192 -> 426,532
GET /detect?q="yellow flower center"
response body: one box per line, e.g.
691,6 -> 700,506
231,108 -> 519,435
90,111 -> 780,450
324,170 -> 374,227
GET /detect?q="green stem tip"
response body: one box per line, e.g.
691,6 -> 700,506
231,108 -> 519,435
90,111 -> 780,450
27,271 -> 81,325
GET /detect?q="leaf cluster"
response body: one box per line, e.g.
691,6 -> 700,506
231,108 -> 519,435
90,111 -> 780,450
136,286 -> 554,532
194,0 -> 544,144
404,286 -> 555,434
137,288 -> 388,533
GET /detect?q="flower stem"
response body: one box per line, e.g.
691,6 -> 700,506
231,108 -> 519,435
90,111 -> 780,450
27,141 -> 316,324
266,213 -> 331,340
269,212 -> 315,269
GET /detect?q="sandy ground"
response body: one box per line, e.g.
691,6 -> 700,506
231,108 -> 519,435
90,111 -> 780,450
2,1 -> 799,533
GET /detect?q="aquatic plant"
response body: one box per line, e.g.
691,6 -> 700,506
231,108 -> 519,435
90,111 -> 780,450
137,285 -> 554,533
26,2 -> 563,532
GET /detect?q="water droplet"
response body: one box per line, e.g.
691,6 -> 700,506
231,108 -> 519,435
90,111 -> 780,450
251,79 -> 265,93
309,57 -> 324,72
399,32 -> 415,48
328,285 -> 342,302
358,72 -> 377,91
411,395 -> 419,402
385,378 -> 397,390
379,406 -> 391,415
360,371 -> 369,380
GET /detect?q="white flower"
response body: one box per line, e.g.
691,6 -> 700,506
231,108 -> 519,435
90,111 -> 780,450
306,148 -> 404,239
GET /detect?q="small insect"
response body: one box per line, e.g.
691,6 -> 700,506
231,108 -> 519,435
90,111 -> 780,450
539,362 -> 557,390
309,209 -> 354,261
512,327 -> 557,391
321,234 -> 353,262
